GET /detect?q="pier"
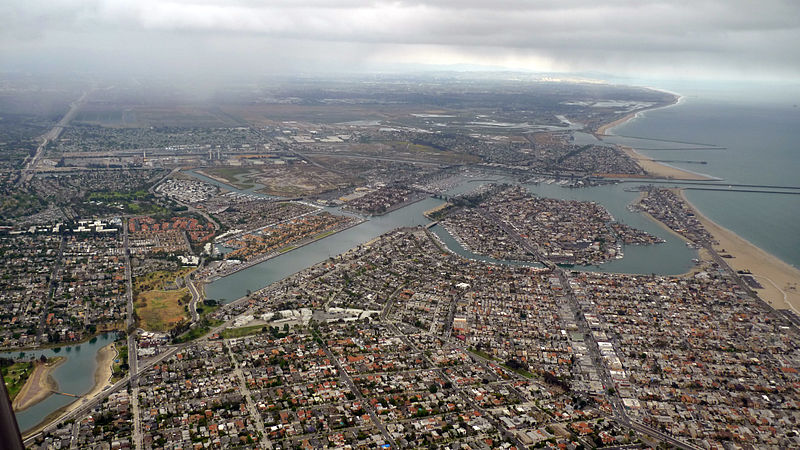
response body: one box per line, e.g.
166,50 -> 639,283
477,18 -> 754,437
50,390 -> 80,398
619,179 -> 800,190
683,187 -> 800,195
607,134 -> 723,148
627,147 -> 727,151
652,159 -> 707,164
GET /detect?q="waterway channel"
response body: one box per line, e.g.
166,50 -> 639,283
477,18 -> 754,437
5,333 -> 118,433
11,170 -> 696,433
202,171 -> 696,303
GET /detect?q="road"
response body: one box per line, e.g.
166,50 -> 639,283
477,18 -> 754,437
185,265 -> 203,323
227,347 -> 271,448
318,335 -> 398,448
36,236 -> 66,345
24,345 -> 181,446
122,219 -> 139,384
17,91 -> 90,186
121,218 -> 144,449
477,206 -> 702,450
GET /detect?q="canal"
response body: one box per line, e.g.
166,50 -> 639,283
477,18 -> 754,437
204,172 -> 696,303
12,170 -> 696,433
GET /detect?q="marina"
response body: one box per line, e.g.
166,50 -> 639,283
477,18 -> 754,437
201,171 -> 698,304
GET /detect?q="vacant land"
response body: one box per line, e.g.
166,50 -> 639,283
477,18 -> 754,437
134,269 -> 193,331
127,106 -> 241,128
198,167 -> 255,189
220,104 -> 402,126
203,163 -> 360,197
136,289 -> 189,331
345,140 -> 481,164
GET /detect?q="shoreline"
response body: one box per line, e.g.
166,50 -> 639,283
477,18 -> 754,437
630,191 -> 706,277
618,145 -> 714,181
595,92 -> 682,135
204,217 -> 365,285
12,357 -> 66,412
594,95 -> 715,181
596,94 -> 799,308
596,111 -> 639,136
0,330 -> 121,354
21,342 -> 117,438
678,190 -> 800,312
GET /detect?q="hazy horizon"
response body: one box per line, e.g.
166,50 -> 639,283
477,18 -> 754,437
2,1 -> 799,83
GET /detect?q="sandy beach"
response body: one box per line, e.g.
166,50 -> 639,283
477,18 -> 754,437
12,357 -> 65,411
85,343 -> 116,400
597,101 -> 798,310
596,111 -> 639,136
618,145 -> 713,181
594,98 -> 714,181
679,190 -> 800,312
21,343 -> 117,438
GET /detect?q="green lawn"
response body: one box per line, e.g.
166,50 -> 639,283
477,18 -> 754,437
173,319 -> 224,343
2,361 -> 34,401
112,344 -> 127,381
220,325 -> 267,340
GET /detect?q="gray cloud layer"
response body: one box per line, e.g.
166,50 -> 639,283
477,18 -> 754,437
2,0 -> 799,80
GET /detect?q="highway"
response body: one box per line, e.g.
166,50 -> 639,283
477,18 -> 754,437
17,91 -> 90,186
24,345 -> 181,446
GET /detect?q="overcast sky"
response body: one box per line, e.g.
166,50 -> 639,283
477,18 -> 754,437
2,0 -> 799,81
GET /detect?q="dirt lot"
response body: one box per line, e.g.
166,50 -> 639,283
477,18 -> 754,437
203,162 -> 360,197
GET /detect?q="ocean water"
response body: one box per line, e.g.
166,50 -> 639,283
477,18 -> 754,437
606,85 -> 800,269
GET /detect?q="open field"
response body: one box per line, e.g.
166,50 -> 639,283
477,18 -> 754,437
134,268 -> 193,331
135,289 -> 190,332
134,268 -> 193,292
203,163 -> 360,197
2,361 -> 35,401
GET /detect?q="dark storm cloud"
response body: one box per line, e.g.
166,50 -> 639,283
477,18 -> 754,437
1,0 -> 799,79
